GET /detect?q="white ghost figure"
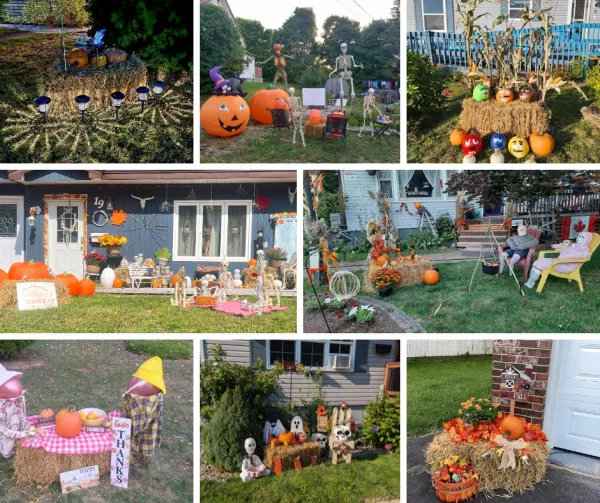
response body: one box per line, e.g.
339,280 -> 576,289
290,416 -> 304,434
240,437 -> 271,483
333,424 -> 352,442
263,418 -> 285,444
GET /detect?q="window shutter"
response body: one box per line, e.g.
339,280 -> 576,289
500,1 -> 508,14
354,340 -> 370,373
251,340 -> 267,367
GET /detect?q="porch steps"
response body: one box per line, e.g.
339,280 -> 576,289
461,246 -> 497,258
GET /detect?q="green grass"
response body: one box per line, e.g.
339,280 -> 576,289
201,81 -> 400,164
0,340 -> 193,502
0,295 -> 297,333
126,340 -> 192,359
407,355 -> 492,437
408,79 -> 600,163
201,453 -> 400,503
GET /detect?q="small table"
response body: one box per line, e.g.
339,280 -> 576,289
372,120 -> 393,145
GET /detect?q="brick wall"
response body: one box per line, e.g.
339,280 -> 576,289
492,340 -> 553,425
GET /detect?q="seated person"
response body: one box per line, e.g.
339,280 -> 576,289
499,224 -> 539,274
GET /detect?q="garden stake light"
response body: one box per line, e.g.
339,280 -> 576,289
136,86 -> 150,112
34,96 -> 51,123
153,80 -> 166,104
111,91 -> 125,120
75,95 -> 90,124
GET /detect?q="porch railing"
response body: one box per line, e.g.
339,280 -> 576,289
384,362 -> 400,397
514,192 -> 600,216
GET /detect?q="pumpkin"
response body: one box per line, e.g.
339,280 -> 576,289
100,267 -> 116,289
278,431 -> 294,446
490,151 -> 505,164
500,415 -> 525,440
308,109 -> 323,125
490,132 -> 506,151
113,278 -> 124,288
472,84 -> 490,102
496,87 -> 514,104
66,48 -> 89,70
449,128 -> 467,146
248,259 -> 257,267
79,277 -> 95,297
8,262 -> 26,280
250,88 -> 290,124
152,278 -> 162,288
90,55 -> 107,68
56,406 -> 83,439
529,132 -> 554,156
519,86 -> 537,103
58,272 -> 80,296
376,254 -> 389,266
40,409 -> 54,419
200,94 -> 250,138
11,260 -> 51,280
414,202 -> 422,209
0,269 -> 7,285
508,135 -> 530,159
171,274 -> 179,287
462,133 -> 483,155
103,48 -> 127,64
423,269 -> 440,285
273,97 -> 287,110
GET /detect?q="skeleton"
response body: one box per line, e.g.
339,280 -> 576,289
329,424 -> 355,464
194,276 -> 227,305
286,88 -> 306,148
170,266 -> 189,307
329,42 -> 364,114
260,44 -> 294,89
311,433 -> 328,455
359,88 -> 378,138
290,416 -> 304,434
240,438 -> 271,483
333,424 -> 352,442
131,195 -> 155,210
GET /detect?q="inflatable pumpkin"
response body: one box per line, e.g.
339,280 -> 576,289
66,48 -> 89,70
449,128 -> 466,146
308,109 -> 323,125
529,132 -> 554,157
278,431 -> 294,446
508,135 -> 529,159
250,88 -> 290,124
496,87 -> 514,104
462,133 -> 483,155
201,94 -> 250,138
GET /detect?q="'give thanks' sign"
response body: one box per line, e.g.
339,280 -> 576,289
110,417 -> 131,489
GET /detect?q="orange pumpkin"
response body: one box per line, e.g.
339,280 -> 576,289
496,87 -> 514,104
308,109 -> 323,125
449,129 -> 467,146
113,278 -> 124,288
500,415 -> 525,440
56,406 -> 83,439
273,97 -> 287,110
248,259 -> 257,267
278,431 -> 294,446
66,48 -> 88,69
40,408 -> 54,419
152,278 -> 162,288
423,269 -> 440,285
79,277 -> 95,296
171,274 -> 179,287
200,94 -> 250,138
0,269 -> 7,285
529,132 -> 554,157
414,202 -> 422,209
376,254 -> 390,266
250,88 -> 290,124
8,261 -> 27,280
57,272 -> 80,296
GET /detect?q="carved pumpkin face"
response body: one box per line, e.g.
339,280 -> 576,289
472,84 -> 490,102
519,87 -> 537,103
200,94 -> 250,137
496,87 -> 514,104
462,133 -> 483,155
490,132 -> 507,151
250,88 -> 290,124
508,135 -> 530,158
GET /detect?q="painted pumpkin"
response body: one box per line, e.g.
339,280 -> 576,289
462,133 -> 483,155
472,84 -> 490,102
519,86 -> 537,103
171,274 -> 179,287
278,431 -> 294,446
529,132 -> 554,156
423,269 -> 440,285
66,48 -> 89,70
0,269 -> 8,285
376,254 -> 389,266
496,87 -> 514,104
200,94 -> 250,138
56,406 -> 83,439
308,109 -> 323,125
508,135 -> 530,159
58,272 -> 80,296
449,128 -> 467,146
500,415 -> 525,440
414,202 -> 422,209
250,88 -> 290,125
79,277 -> 95,297
490,132 -> 507,151
113,278 -> 124,288
90,55 -> 107,68
248,259 -> 257,267
152,278 -> 162,288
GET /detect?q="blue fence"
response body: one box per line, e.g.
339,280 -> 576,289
408,23 -> 600,71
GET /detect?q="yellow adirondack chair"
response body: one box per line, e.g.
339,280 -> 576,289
537,233 -> 600,293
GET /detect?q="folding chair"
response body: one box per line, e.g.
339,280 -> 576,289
269,108 -> 292,140
321,114 -> 347,150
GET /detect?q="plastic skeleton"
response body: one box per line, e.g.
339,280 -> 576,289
329,42 -> 364,114
170,267 -> 190,307
286,88 -> 306,148
242,250 -> 280,315
260,44 -> 294,89
359,88 -> 378,138
241,438 -> 271,483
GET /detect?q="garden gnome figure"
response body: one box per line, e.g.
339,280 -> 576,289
241,437 -> 271,482
286,87 -> 306,147
329,42 -> 363,114
499,224 -> 539,274
260,44 -> 294,89
359,88 -> 377,138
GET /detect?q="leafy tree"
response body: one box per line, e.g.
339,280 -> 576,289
23,0 -> 88,25
407,50 -> 448,118
277,7 -> 318,82
356,20 -> 399,84
237,18 -> 270,61
321,16 -> 361,71
0,341 -> 34,359
391,0 -> 400,25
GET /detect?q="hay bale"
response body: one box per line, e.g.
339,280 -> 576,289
425,432 -> 549,496
46,55 -> 148,110
459,98 -> 551,138
304,122 -> 325,138
263,442 -> 320,471
363,260 -> 432,294
0,279 -> 70,308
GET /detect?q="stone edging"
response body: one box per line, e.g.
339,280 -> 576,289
355,295 -> 426,333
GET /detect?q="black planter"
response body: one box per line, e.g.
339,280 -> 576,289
482,262 -> 500,275
378,288 -> 393,297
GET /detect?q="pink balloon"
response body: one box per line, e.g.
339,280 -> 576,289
0,376 -> 23,399
125,376 -> 161,397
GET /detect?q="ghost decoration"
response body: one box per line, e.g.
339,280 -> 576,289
241,437 -> 271,483
263,416 -> 285,444
311,433 -> 328,454
290,416 -> 304,434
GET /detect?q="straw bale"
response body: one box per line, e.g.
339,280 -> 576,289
363,259 -> 432,294
0,279 -> 70,308
263,441 -> 320,471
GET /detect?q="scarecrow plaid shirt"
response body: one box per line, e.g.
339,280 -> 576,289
123,393 -> 163,456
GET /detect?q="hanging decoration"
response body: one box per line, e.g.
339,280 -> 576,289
59,202 -> 78,243
288,187 -> 297,205
110,209 -> 127,226
126,214 -> 169,248
253,194 -> 271,211
158,185 -> 173,213
308,172 -> 325,212
186,186 -> 196,200
131,195 -> 154,210
236,184 -> 248,196
92,210 -> 109,227
396,202 -> 419,216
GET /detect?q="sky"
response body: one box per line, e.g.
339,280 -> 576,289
226,0 -> 394,36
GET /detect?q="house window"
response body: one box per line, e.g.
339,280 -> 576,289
301,342 -> 325,367
174,200 -> 251,261
270,340 -> 296,365
399,170 -> 442,198
266,340 -> 357,371
423,0 -> 446,31
572,0 -> 586,21
377,171 -> 393,198
509,0 -> 532,19
0,204 -> 17,237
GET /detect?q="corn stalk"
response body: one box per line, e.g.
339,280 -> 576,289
455,0 -> 489,90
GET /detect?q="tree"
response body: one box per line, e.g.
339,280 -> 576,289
320,16 -> 361,71
356,20 -> 399,83
85,0 -> 192,74
277,7 -> 318,82
237,18 -> 270,61
391,0 -> 400,25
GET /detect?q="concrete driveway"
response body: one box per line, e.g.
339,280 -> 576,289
408,434 -> 600,502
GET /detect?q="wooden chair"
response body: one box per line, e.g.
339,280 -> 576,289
497,227 -> 542,280
321,114 -> 347,150
536,232 -> 600,293
269,108 -> 292,139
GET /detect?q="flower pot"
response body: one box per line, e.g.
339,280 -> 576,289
434,475 -> 477,503
482,262 -> 499,275
378,288 -> 393,297
270,259 -> 285,269
157,258 -> 169,267
45,16 -> 56,28
86,264 -> 101,274
105,246 -> 121,258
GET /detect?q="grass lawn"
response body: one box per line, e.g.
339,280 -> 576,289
0,295 -> 297,333
407,355 -> 492,438
408,80 -> 600,163
0,340 -> 193,503
201,82 -> 400,163
0,33 -> 193,163
201,453 -> 400,503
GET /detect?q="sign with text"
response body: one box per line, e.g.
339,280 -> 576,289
110,417 -> 131,489
499,391 -> 529,401
60,465 -> 100,494
16,282 -> 58,311
85,425 -> 107,434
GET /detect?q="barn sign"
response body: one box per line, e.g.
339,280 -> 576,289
500,364 -> 532,401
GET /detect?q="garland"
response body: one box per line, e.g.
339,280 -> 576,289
396,202 -> 418,216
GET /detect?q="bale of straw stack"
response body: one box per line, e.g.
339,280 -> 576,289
263,441 -> 320,471
459,98 -> 551,138
425,432 -> 549,496
0,279 -> 70,308
363,259 -> 432,294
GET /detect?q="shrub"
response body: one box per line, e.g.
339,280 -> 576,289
407,50 -> 448,118
569,56 -> 586,81
0,341 -> 34,359
0,0 -> 9,22
125,340 -> 192,360
363,394 -> 400,453
316,191 -> 346,224
399,230 -> 454,250
296,66 -> 329,88
23,0 -> 89,25
202,387 -> 263,473
587,65 -> 600,103
435,214 -> 456,238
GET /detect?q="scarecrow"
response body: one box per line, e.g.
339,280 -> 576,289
123,357 -> 166,456
260,44 -> 294,89
499,224 -> 539,274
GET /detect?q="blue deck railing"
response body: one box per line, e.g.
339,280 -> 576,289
408,23 -> 600,71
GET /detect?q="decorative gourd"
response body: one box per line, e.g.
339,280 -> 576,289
463,153 -> 477,164
508,135 -> 530,159
519,86 -> 537,103
496,87 -> 514,104
113,278 -> 124,288
58,272 -> 80,296
308,109 -> 323,125
79,277 -> 95,297
472,84 -> 490,102
500,415 -> 525,441
0,269 -> 7,285
529,132 -> 554,157
423,269 -> 440,285
376,254 -> 390,266
66,48 -> 89,69
171,274 -> 179,287
250,88 -> 290,124
278,431 -> 294,446
490,151 -> 505,164
90,55 -> 107,68
248,259 -> 257,267
103,48 -> 127,64
449,129 -> 467,146
200,94 -> 250,138
462,133 -> 483,156
414,202 -> 422,209
152,279 -> 162,288
56,406 -> 83,439
40,409 -> 54,419
100,267 -> 116,289
489,132 -> 506,151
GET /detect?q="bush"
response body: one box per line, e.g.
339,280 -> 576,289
570,56 -> 586,81
23,0 -> 89,25
0,0 -> 9,22
125,340 -> 192,360
202,387 -> 263,473
587,65 -> 600,103
316,190 -> 346,224
407,50 -> 448,118
435,214 -> 456,237
296,66 -> 329,88
0,341 -> 34,359
363,394 -> 400,453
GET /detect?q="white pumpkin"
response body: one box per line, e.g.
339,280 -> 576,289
525,154 -> 537,164
490,151 -> 504,164
184,276 -> 192,288
274,280 -> 283,289
462,153 -> 477,164
233,279 -> 243,288
100,267 -> 116,288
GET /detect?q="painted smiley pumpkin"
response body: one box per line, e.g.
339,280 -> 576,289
496,87 -> 514,104
519,86 -> 537,103
490,132 -> 507,151
472,84 -> 490,102
462,133 -> 483,155
250,88 -> 290,124
508,135 -> 530,158
200,94 -> 250,137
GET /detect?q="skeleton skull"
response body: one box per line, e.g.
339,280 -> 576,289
369,88 -> 375,95
333,424 -> 352,442
245,438 -> 256,455
311,433 -> 327,451
290,415 -> 304,434
341,43 -> 348,54
289,87 -> 295,96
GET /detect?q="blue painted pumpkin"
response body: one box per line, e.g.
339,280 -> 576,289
490,133 -> 506,151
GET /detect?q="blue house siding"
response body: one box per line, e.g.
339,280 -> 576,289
24,171 -> 91,182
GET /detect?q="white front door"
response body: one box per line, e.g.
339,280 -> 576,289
47,200 -> 84,279
0,196 -> 24,271
553,340 -> 600,457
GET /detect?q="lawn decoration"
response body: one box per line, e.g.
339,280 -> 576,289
519,87 -> 537,103
489,132 -> 506,151
495,87 -> 514,104
265,440 -> 320,474
462,133 -> 483,156
171,266 -> 191,307
263,414 -> 286,444
507,135 -> 529,159
241,437 -> 272,482
329,271 -> 361,300
311,433 -> 328,455
218,259 -> 235,290
55,407 -> 83,439
110,209 -> 127,226
472,84 -> 490,102
329,424 -> 355,465
329,42 -> 364,114
100,267 -> 116,289
209,66 -> 230,95
529,132 -> 554,156
359,88 -> 377,138
309,109 -> 324,125
433,457 -> 478,502
66,48 -> 89,70
79,277 -> 95,297
259,44 -> 294,89
423,269 -> 440,285
498,224 -> 539,276
449,128 -> 467,146
286,87 -> 306,147
0,270 -> 7,285
250,86 -> 290,125
290,416 -> 304,434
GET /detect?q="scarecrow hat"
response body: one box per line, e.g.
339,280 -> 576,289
0,364 -> 22,387
133,357 -> 166,395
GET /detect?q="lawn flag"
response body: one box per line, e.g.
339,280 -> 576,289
561,215 -> 597,239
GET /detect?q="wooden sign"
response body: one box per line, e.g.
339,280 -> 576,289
110,417 -> 131,489
36,417 -> 56,428
60,465 -> 100,494
317,415 -> 328,433
16,282 -> 58,311
499,391 -> 529,401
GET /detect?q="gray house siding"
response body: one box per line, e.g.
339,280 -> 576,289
203,340 -> 251,365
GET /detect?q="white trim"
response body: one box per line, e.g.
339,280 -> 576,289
543,340 -> 563,449
0,195 -> 25,267
46,199 -> 85,278
509,0 -> 533,20
265,340 -> 357,373
421,0 -> 447,32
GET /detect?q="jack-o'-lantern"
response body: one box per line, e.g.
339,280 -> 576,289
496,87 -> 514,104
529,132 -> 554,156
519,86 -> 537,103
490,132 -> 506,151
449,128 -> 467,146
249,88 -> 290,124
508,135 -> 530,159
66,48 -> 89,69
309,109 -> 323,125
200,94 -> 250,138
472,84 -> 490,102
462,133 -> 483,155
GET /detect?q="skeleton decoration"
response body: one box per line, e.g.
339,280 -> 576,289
131,194 -> 154,210
288,187 -> 297,205
218,259 -> 235,293
333,424 -> 352,442
359,88 -> 377,138
311,433 -> 328,455
329,42 -> 364,114
241,438 -> 271,483
260,44 -> 294,89
241,250 -> 279,315
286,88 -> 306,148
290,415 -> 304,434
58,204 -> 78,243
263,415 -> 286,444
170,266 -> 190,307
328,401 -> 355,464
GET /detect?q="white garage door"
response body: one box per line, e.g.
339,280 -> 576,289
554,340 -> 600,458
0,197 -> 24,271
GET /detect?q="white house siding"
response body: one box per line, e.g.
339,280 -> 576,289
204,340 -> 251,365
408,0 -> 417,32
408,340 -> 493,357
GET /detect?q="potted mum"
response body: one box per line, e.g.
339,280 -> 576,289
457,397 -> 499,429
264,247 -> 288,269
433,456 -> 478,502
155,247 -> 172,267
98,234 -> 127,257
371,268 -> 403,297
84,252 -> 106,274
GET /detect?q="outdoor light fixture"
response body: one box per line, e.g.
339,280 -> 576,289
34,96 -> 51,123
111,91 -> 125,120
106,197 -> 113,211
75,94 -> 90,123
152,80 -> 166,104
136,86 -> 150,112
28,206 -> 41,227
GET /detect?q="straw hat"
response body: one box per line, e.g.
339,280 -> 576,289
0,364 -> 22,387
133,357 -> 166,394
